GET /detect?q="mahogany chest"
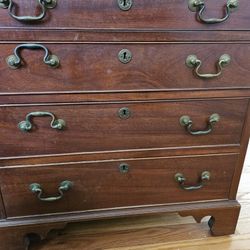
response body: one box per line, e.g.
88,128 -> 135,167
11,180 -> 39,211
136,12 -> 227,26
0,1 -> 249,249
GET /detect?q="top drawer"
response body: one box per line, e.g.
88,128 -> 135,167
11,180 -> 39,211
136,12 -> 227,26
0,0 -> 248,30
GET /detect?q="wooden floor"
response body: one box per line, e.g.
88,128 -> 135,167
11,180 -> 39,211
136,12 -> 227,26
33,147 -> 250,250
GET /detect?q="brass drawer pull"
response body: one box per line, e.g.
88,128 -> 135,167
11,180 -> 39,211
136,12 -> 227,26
180,113 -> 220,136
117,0 -> 133,11
175,171 -> 211,191
29,181 -> 73,202
6,43 -> 60,69
188,0 -> 238,24
186,54 -> 231,79
18,111 -> 66,132
0,0 -> 57,22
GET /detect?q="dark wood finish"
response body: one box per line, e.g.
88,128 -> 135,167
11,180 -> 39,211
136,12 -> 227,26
0,223 -> 66,250
30,200 -> 246,250
1,154 -> 237,217
0,200 -> 239,227
230,100 -> 250,199
0,200 -> 241,249
0,0 -> 249,248
0,99 -> 246,158
1,43 -> 250,93
179,201 -> 241,236
0,190 -> 6,219
0,0 -> 249,30
0,145 -> 239,167
3,30 -> 250,42
1,90 -> 250,104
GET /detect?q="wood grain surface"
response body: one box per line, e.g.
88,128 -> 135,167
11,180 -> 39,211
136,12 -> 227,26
30,155 -> 250,250
1,43 -> 250,93
0,1 -> 249,249
2,30 -> 250,43
0,99 -> 247,158
0,154 -> 237,217
0,0 -> 249,30
1,89 -> 250,105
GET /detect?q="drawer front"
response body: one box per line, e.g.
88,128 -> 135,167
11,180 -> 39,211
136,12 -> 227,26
0,99 -> 247,158
0,0 -> 248,30
1,43 -> 250,93
0,154 -> 237,217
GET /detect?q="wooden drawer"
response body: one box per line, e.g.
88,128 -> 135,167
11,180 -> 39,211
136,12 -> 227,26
0,154 -> 237,217
0,99 -> 247,158
0,0 -> 248,30
1,43 -> 250,93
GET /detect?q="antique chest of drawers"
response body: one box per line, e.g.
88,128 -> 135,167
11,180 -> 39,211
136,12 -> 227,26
0,1 -> 250,249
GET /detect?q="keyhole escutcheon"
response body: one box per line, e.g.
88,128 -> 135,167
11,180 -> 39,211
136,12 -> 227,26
118,107 -> 131,119
117,0 -> 133,11
118,49 -> 132,64
119,163 -> 129,173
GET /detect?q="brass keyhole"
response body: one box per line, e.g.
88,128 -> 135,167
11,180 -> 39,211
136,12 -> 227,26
118,107 -> 131,119
117,0 -> 133,11
123,51 -> 127,60
119,163 -> 129,173
118,49 -> 132,64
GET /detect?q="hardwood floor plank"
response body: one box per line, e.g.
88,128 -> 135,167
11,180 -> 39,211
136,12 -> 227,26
107,234 -> 250,250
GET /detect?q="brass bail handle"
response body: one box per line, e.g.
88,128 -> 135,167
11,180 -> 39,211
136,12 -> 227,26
188,0 -> 239,24
175,171 -> 211,191
0,0 -> 57,22
6,43 -> 60,69
180,113 -> 220,136
29,181 -> 74,202
18,111 -> 66,132
186,54 -> 231,79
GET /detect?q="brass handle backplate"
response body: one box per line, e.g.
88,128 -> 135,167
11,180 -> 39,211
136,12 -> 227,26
188,0 -> 238,24
175,171 -> 211,191
186,54 -> 231,79
18,111 -> 66,132
180,113 -> 220,136
29,181 -> 73,202
6,43 -> 60,69
0,0 -> 57,22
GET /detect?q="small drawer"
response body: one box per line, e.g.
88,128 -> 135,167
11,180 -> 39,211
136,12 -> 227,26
0,99 -> 247,158
0,0 -> 248,30
0,154 -> 237,217
1,43 -> 250,93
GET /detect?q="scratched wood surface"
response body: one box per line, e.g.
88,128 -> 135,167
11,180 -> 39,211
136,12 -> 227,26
31,143 -> 250,250
2,44 -> 250,93
1,0 -> 249,30
0,100 -> 247,158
